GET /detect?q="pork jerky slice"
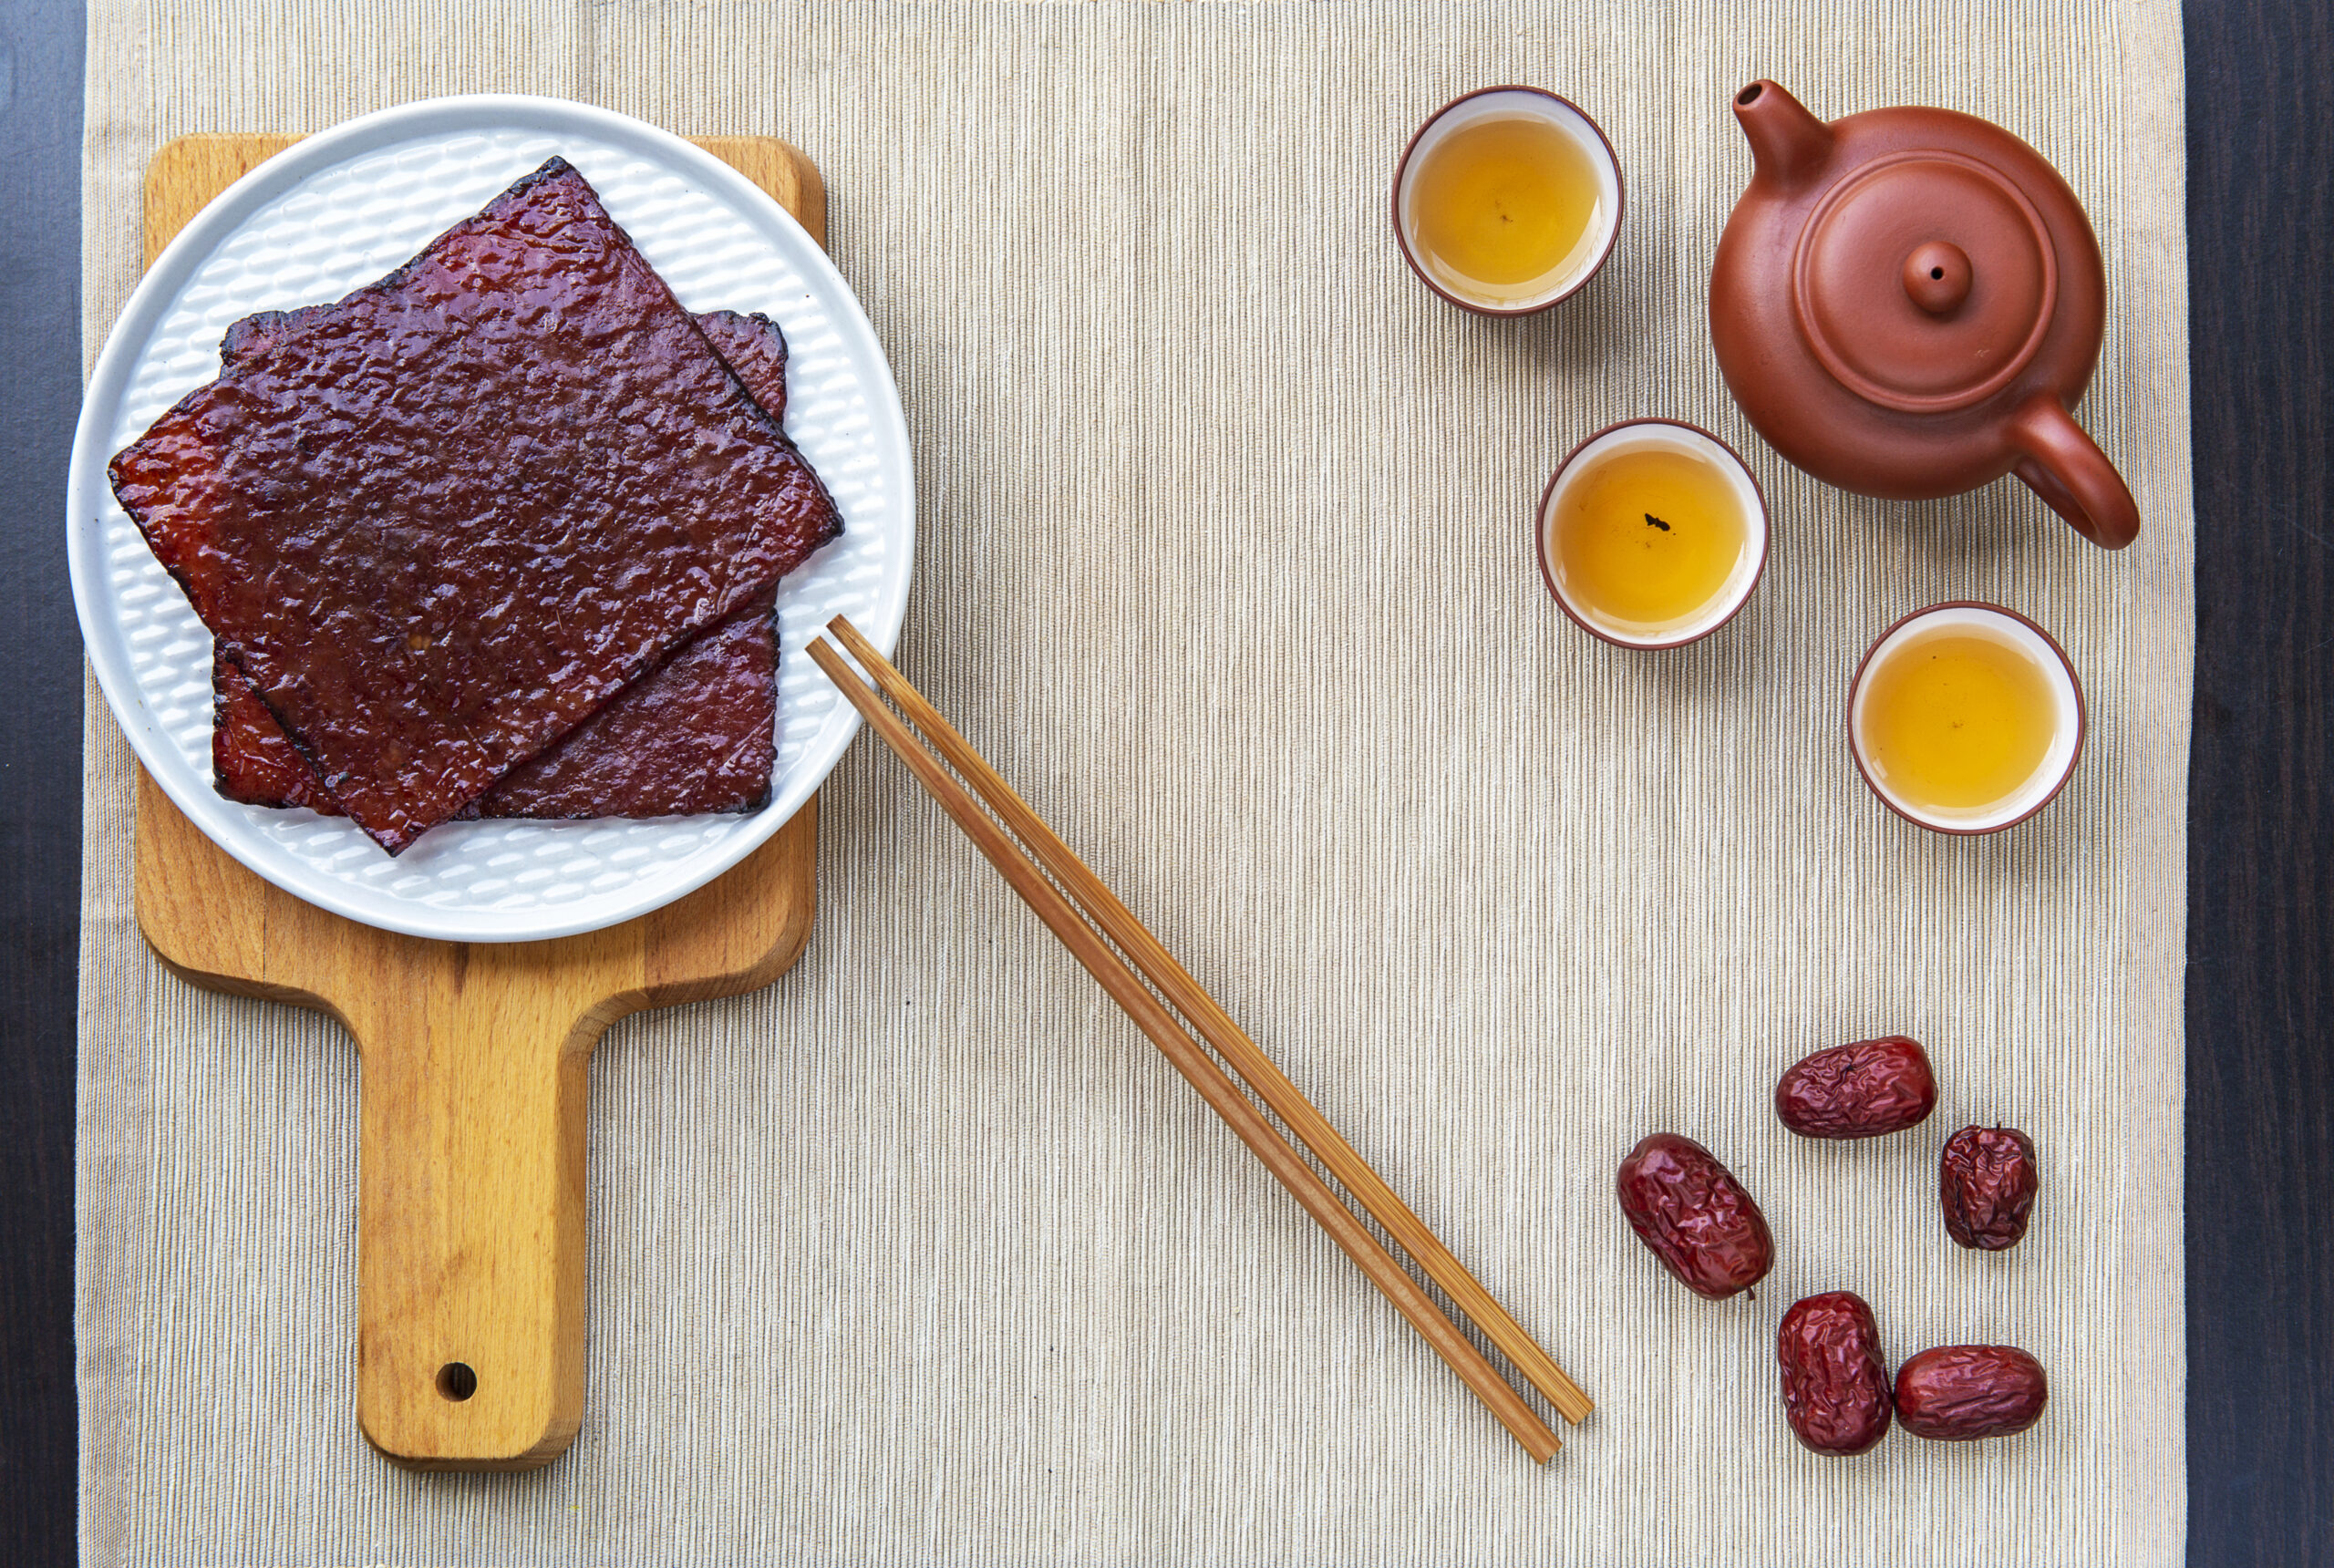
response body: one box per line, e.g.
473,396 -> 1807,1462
470,589 -> 778,816
215,591 -> 778,819
214,310 -> 797,820
110,157 -> 842,852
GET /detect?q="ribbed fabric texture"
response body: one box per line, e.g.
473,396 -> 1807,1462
77,3 -> 2193,1563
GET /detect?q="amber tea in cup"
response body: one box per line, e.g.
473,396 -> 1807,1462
1848,603 -> 2084,834
1536,419 -> 1768,647
1394,88 -> 1623,315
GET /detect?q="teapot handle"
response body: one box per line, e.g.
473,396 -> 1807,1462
2007,395 -> 2141,551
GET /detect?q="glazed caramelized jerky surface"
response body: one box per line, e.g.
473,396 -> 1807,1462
213,311 -> 795,821
694,309 -> 789,422
108,158 -> 842,852
472,591 -> 778,816
215,593 -> 778,819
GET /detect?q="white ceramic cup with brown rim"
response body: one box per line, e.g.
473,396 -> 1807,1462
1847,601 -> 2086,834
1392,86 -> 1625,315
1534,418 -> 1770,649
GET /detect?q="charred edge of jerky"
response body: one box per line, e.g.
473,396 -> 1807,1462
699,309 -> 786,366
751,427 -> 843,559
472,589 -> 778,819
212,160 -> 597,377
694,309 -> 790,418
467,599 -> 779,820
236,158 -> 597,358
213,663 -> 327,810
227,634 -> 492,835
678,326 -> 844,560
513,167 -> 816,520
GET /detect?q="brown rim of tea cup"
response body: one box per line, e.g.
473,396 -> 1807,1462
1845,600 -> 2088,836
1391,85 -> 1627,317
1534,418 -> 1771,649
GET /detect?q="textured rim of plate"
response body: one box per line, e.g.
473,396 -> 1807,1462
67,95 -> 914,942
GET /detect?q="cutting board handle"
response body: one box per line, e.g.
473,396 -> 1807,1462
139,766 -> 819,1471
351,941 -> 627,1470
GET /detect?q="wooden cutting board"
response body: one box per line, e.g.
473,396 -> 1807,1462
132,133 -> 828,1470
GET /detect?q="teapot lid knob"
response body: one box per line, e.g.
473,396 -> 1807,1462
1903,241 -> 1972,315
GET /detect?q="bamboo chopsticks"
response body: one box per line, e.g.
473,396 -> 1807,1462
810,615 -> 1589,1461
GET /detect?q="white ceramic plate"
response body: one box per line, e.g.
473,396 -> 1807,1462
68,97 -> 914,943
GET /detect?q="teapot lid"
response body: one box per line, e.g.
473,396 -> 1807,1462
1792,150 -> 2058,414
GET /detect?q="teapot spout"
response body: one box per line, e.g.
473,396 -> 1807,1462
1734,80 -> 1833,189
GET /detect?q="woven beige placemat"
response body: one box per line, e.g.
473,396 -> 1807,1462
77,2 -> 2193,1562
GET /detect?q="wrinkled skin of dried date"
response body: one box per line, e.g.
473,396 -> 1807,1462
1940,1125 -> 2040,1251
1774,1036 -> 1938,1140
1615,1133 -> 1775,1300
1776,1290 -> 1893,1455
1894,1345 -> 2049,1440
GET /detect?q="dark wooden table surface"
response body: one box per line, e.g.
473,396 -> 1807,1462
2181,3 -> 2334,1561
3,2 -> 2328,1563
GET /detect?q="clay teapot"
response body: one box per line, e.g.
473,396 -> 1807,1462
1709,80 -> 2139,550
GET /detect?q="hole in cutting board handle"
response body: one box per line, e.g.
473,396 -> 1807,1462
436,1362 -> 479,1402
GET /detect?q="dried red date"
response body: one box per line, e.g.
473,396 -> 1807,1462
1774,1036 -> 1938,1140
1616,1133 -> 1775,1300
1894,1345 -> 2049,1440
1939,1125 -> 2040,1250
1776,1291 -> 1893,1455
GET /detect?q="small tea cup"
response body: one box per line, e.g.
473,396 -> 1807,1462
1847,602 -> 2085,835
1535,418 -> 1769,649
1392,87 -> 1625,315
